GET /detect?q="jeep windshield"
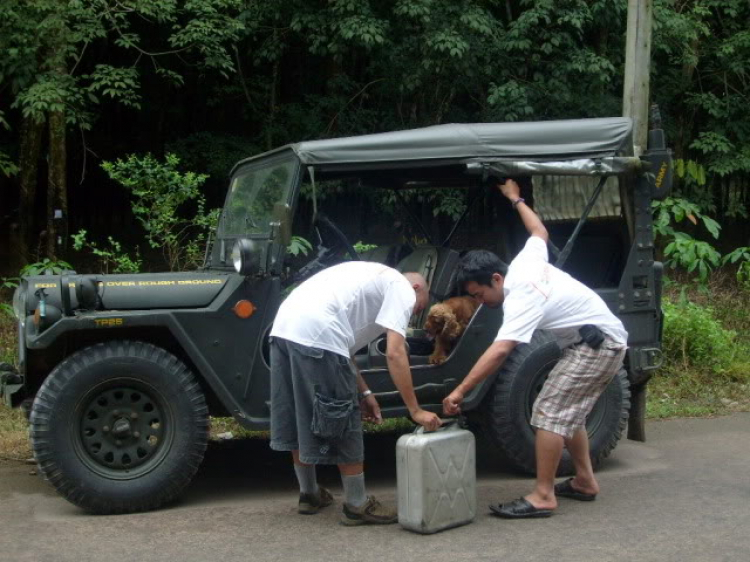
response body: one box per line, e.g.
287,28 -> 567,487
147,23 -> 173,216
219,153 -> 299,239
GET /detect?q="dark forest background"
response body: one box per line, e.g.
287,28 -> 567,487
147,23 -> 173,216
1,0 -> 749,275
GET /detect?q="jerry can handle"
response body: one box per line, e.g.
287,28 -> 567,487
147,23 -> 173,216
413,418 -> 462,434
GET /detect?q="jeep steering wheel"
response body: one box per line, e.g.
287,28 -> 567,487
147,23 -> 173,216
313,215 -> 360,261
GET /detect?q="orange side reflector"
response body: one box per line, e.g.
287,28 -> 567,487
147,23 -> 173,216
232,300 -> 256,319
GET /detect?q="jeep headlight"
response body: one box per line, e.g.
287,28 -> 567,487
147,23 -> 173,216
12,287 -> 27,327
231,239 -> 258,275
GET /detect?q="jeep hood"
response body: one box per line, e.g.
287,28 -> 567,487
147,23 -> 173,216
21,272 -> 231,314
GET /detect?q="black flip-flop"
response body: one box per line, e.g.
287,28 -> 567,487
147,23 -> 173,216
554,478 -> 597,501
489,498 -> 553,519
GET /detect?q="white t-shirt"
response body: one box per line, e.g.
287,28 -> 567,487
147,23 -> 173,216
271,261 -> 416,358
495,236 -> 628,347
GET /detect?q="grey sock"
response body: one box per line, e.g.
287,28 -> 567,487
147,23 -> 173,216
342,473 -> 367,508
294,463 -> 319,495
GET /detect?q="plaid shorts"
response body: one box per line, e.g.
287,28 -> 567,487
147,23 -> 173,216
530,338 -> 626,439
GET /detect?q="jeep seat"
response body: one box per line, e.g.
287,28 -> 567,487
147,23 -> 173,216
395,246 -> 461,328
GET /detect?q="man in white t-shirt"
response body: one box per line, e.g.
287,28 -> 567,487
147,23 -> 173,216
443,179 -> 628,519
270,262 -> 442,526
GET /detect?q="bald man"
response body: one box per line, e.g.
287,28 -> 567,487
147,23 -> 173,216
269,261 -> 442,526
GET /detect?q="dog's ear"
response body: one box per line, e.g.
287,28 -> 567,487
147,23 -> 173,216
424,304 -> 446,332
440,309 -> 461,339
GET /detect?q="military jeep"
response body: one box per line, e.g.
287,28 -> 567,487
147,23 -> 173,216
4,116 -> 672,514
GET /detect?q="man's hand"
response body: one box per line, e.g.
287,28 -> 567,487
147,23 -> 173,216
411,409 -> 442,432
442,389 -> 465,416
498,178 -> 521,200
361,394 -> 383,424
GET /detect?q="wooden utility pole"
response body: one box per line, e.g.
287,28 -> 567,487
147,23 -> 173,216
623,0 -> 653,156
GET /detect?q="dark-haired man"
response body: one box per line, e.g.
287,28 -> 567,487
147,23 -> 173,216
443,179 -> 627,519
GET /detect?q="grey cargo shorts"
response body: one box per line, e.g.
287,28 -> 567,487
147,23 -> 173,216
269,337 -> 364,465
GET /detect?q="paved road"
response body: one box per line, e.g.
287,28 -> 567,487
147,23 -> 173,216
1,413 -> 748,562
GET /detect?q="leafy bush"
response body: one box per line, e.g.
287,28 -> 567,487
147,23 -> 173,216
0,310 -> 16,365
20,258 -> 73,276
722,246 -> 750,287
287,236 -> 313,257
652,197 -> 721,283
102,153 -> 219,271
71,230 -> 142,274
0,278 -> 19,319
353,241 -> 378,253
662,297 -> 739,374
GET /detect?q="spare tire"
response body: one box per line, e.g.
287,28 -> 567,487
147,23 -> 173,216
479,330 -> 630,475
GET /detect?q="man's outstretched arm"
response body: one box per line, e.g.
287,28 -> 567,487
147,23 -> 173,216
499,179 -> 548,242
442,339 -> 518,415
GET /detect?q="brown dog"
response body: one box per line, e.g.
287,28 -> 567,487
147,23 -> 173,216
423,296 -> 480,365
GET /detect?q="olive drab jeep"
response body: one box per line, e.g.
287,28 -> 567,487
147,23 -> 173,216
3,116 -> 672,514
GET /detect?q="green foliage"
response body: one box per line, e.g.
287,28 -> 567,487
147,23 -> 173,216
4,0 -> 750,269
0,151 -> 18,177
236,0 -> 628,215
0,314 -> 17,367
287,236 -> 313,257
652,197 -> 722,283
102,153 -> 219,271
651,284 -> 750,419
663,233 -> 721,282
1,0 -> 244,130
375,188 -> 468,223
722,247 -> 750,287
353,241 -> 378,253
662,297 -> 740,374
0,112 -> 17,177
429,190 -> 467,221
71,230 -> 142,274
0,278 -> 19,318
87,65 -> 142,109
2,260 -> 72,317
672,158 -> 714,213
20,258 -> 73,276
651,0 -> 750,221
652,197 -> 718,238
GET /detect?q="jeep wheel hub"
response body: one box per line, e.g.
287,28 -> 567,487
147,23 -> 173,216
75,381 -> 172,479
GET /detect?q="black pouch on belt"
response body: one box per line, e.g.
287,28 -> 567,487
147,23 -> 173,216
579,324 -> 605,349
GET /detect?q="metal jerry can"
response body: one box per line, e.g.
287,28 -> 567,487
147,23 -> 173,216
396,422 -> 476,534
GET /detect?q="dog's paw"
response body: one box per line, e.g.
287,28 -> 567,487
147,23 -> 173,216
429,353 -> 447,365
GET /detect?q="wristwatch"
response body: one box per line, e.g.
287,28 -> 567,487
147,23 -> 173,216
358,389 -> 373,401
511,197 -> 525,209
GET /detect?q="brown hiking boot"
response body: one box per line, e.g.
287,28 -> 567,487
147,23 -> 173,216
340,496 -> 398,526
298,486 -> 334,514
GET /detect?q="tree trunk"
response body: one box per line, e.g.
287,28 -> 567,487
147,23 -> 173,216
15,116 -> 45,267
43,9 -> 70,262
46,109 -> 67,260
265,29 -> 280,151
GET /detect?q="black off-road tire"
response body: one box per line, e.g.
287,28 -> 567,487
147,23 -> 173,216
30,341 -> 209,514
479,331 -> 630,475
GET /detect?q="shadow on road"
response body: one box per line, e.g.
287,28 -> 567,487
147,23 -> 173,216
183,430 -> 519,508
